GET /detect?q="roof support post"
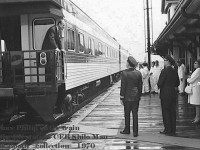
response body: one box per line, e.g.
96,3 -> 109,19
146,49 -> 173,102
146,0 -> 151,69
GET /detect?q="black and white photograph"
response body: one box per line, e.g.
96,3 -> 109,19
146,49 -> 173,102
0,0 -> 200,149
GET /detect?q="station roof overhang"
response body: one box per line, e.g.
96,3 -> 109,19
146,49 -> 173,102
161,0 -> 180,14
0,0 -> 64,17
154,0 -> 200,50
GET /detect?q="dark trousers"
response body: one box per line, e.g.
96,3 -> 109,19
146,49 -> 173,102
161,99 -> 176,133
123,101 -> 139,134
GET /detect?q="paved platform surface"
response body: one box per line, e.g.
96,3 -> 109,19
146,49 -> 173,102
28,81 -> 200,150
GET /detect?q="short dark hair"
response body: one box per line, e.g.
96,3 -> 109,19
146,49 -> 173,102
165,55 -> 175,65
127,56 -> 137,67
127,59 -> 135,67
196,59 -> 200,66
142,62 -> 148,67
155,60 -> 159,65
57,19 -> 65,25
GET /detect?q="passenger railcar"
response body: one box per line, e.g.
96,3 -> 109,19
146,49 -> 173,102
0,0 -> 129,123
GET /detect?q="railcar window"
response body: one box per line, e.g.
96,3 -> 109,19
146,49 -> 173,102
91,39 -> 95,55
102,45 -> 105,57
98,42 -> 102,56
68,3 -> 76,16
68,3 -> 73,13
88,38 -> 91,51
67,28 -> 75,51
33,18 -> 55,50
63,0 -> 68,11
106,47 -> 109,57
112,49 -> 113,58
78,33 -> 85,53
88,38 -> 94,55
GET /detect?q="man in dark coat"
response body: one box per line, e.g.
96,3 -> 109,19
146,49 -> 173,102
41,20 -> 65,83
42,19 -> 65,50
120,56 -> 142,137
157,55 -> 180,136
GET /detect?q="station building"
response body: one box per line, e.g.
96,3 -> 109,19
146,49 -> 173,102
154,0 -> 200,73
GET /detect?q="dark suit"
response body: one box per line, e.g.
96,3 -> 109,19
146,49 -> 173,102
42,26 -> 61,50
157,66 -> 179,134
41,26 -> 61,82
120,68 -> 142,134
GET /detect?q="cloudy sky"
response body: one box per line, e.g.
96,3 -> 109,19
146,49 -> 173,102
71,0 -> 167,61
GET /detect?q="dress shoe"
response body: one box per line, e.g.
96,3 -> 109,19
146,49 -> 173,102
120,131 -> 130,134
191,119 -> 195,122
159,130 -> 167,134
133,133 -> 138,137
165,132 -> 176,136
192,119 -> 200,124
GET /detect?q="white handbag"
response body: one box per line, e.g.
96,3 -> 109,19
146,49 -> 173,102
185,84 -> 192,94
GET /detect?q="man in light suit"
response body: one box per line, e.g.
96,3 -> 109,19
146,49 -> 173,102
120,56 -> 143,137
140,62 -> 150,94
177,60 -> 186,94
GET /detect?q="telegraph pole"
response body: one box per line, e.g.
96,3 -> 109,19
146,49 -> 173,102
146,0 -> 151,69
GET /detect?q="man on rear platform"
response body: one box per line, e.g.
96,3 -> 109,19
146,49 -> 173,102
41,19 -> 66,82
120,56 -> 142,137
42,19 -> 65,51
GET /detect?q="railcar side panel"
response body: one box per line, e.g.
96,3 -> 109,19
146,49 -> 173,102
64,52 -> 119,90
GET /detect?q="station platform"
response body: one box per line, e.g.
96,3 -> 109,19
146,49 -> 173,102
29,81 -> 200,150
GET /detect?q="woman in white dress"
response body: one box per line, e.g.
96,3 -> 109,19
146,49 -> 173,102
140,62 -> 150,94
154,60 -> 162,93
150,61 -> 156,93
187,59 -> 200,124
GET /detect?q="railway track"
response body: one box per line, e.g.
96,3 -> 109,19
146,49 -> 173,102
0,84 -> 113,150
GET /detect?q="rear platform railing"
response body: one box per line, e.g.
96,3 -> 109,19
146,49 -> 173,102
0,50 -> 64,90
